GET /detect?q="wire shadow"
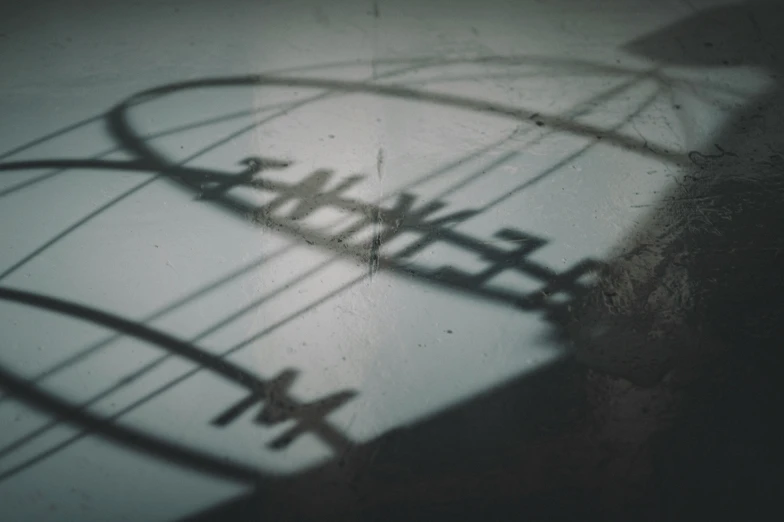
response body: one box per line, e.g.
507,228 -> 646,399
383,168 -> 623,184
3,40 -> 770,521
0,51 -> 670,513
0,287 -> 356,483
181,3 -> 784,521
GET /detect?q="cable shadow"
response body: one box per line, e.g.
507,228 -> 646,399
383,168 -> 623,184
0,165 -> 603,481
3,29 -> 779,520
178,2 -> 784,520
0,287 -> 356,483
0,50 -> 656,398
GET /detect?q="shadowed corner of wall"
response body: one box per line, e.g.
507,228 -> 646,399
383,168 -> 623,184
558,2 -> 784,520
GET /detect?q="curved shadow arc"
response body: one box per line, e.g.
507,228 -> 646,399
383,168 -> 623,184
114,74 -> 684,166
0,287 -> 278,485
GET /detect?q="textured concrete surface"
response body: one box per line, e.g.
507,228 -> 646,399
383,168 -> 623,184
0,1 -> 782,520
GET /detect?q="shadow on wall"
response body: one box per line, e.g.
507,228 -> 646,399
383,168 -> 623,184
1,47 -> 653,494
185,2 -> 784,520
0,286 -> 361,483
0,47 -> 622,520
0,1 -> 782,521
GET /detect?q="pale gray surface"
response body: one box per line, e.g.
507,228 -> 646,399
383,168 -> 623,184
0,0 -> 767,520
